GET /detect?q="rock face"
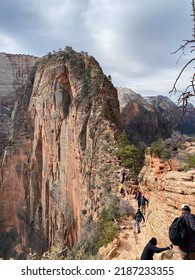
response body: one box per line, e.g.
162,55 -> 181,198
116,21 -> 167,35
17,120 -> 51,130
0,47 -> 121,259
117,87 -> 195,148
0,52 -> 39,156
1,51 -> 194,260
139,140 -> 195,250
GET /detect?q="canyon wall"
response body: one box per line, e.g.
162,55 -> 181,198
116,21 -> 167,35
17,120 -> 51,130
0,52 -> 39,156
0,52 -> 38,104
139,140 -> 195,252
0,47 -> 121,259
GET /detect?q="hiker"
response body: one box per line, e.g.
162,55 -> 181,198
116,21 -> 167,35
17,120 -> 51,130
119,183 -> 125,197
172,204 -> 195,260
140,237 -> 173,260
120,170 -> 126,183
134,208 -> 145,233
136,190 -> 142,208
140,195 -> 149,215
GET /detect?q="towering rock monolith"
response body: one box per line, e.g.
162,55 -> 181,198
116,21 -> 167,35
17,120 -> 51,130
0,47 -> 121,259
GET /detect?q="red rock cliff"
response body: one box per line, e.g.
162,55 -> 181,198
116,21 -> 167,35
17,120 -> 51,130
0,47 -> 121,259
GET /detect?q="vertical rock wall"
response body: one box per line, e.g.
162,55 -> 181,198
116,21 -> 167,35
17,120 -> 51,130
0,52 -> 38,103
0,48 -> 121,258
0,52 -> 39,156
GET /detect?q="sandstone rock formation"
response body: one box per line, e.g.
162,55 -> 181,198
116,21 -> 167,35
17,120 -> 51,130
0,47 -> 121,259
139,140 -> 195,251
0,52 -> 39,156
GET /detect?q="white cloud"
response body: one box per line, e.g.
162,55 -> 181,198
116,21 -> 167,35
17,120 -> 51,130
0,0 -> 193,98
0,34 -> 25,54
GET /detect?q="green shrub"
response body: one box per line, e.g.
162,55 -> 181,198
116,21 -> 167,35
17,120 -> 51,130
101,101 -> 118,124
186,154 -> 195,169
82,66 -> 91,96
116,131 -> 144,176
150,138 -> 171,160
94,208 -> 117,251
117,131 -> 130,147
184,164 -> 190,172
67,197 -> 119,259
40,242 -> 66,260
184,155 -> 195,172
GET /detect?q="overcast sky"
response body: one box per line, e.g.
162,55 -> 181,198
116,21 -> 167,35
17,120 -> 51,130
0,0 -> 194,99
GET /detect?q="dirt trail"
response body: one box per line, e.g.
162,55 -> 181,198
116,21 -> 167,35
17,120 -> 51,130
100,193 -> 181,260
112,195 -> 150,260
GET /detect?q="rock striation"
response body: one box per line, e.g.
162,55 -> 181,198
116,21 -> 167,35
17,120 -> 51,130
0,47 -> 121,259
139,140 -> 195,253
0,52 -> 39,156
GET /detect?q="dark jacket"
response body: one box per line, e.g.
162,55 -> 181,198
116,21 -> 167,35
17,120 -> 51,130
136,192 -> 142,207
140,196 -> 149,206
135,210 -> 145,223
141,242 -> 169,260
136,191 -> 142,200
179,212 -> 195,252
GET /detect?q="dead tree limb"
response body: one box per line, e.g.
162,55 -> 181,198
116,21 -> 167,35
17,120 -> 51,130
169,0 -> 195,113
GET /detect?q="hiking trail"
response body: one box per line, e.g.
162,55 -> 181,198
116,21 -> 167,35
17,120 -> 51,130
99,192 -> 181,260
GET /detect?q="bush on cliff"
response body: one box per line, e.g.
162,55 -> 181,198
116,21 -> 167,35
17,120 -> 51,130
37,196 -> 134,260
184,154 -> 195,171
116,131 -> 144,179
150,133 -> 194,165
67,197 -> 120,260
150,138 -> 171,160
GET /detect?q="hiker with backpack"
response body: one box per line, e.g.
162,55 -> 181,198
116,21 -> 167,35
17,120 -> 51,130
134,208 -> 145,233
136,190 -> 142,208
169,203 -> 195,260
140,195 -> 149,215
140,237 -> 173,260
120,170 -> 126,183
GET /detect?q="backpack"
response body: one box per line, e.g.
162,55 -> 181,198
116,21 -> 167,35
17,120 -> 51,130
141,197 -> 145,205
119,184 -> 124,193
136,192 -> 141,200
169,216 -> 188,246
136,211 -> 142,222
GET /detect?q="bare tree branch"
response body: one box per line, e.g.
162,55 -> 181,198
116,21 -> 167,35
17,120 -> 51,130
169,58 -> 195,93
170,0 -> 195,114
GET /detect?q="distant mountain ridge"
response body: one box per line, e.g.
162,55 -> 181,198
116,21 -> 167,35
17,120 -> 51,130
117,87 -> 195,148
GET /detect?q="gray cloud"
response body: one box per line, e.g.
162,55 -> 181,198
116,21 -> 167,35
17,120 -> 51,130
0,0 -> 194,98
